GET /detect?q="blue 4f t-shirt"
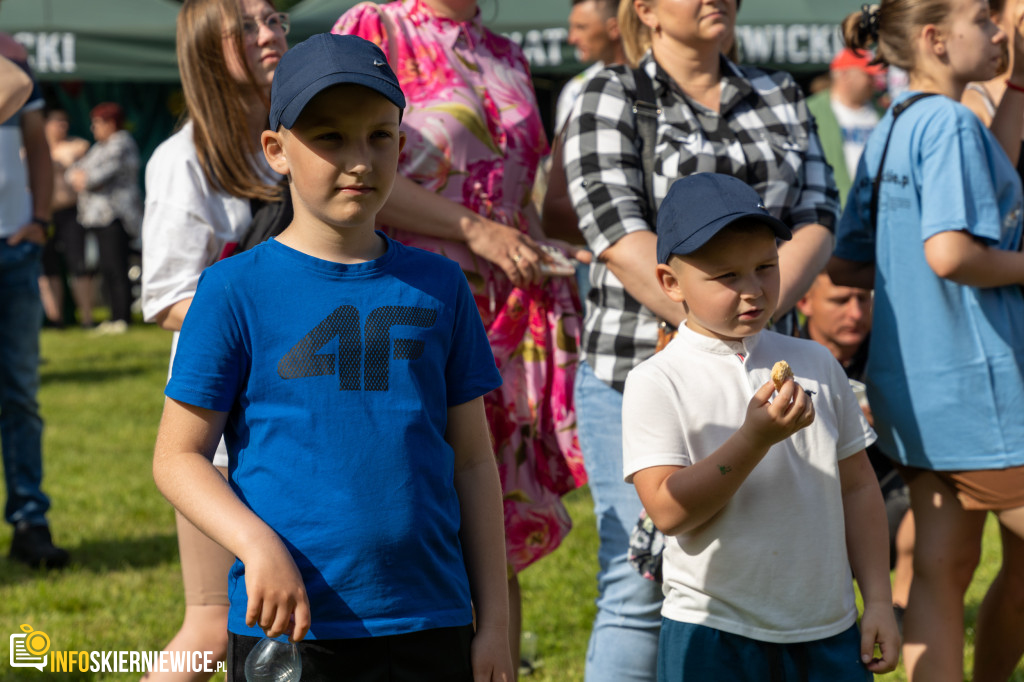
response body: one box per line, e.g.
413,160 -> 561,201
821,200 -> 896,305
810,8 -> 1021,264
836,93 -> 1024,471
166,234 -> 502,639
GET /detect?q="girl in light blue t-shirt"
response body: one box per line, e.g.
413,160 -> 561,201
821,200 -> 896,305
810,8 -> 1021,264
832,1 -> 1024,680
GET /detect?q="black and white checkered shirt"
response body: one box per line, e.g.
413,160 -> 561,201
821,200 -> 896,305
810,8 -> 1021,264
564,53 -> 839,391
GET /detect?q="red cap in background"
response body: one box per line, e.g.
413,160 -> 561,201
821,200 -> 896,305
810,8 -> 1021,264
830,48 -> 885,76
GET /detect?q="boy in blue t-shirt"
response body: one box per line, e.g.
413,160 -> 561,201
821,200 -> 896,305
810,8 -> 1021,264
153,34 -> 514,681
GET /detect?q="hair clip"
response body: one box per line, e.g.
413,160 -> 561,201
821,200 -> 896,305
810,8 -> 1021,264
859,4 -> 880,42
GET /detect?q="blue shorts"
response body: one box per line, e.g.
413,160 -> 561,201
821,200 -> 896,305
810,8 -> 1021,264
658,619 -> 872,682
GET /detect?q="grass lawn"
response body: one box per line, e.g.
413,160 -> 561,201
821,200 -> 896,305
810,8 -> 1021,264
0,323 -> 1020,680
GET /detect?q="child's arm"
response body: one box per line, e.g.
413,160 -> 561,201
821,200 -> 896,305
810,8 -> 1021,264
633,378 -> 814,536
839,450 -> 900,674
923,230 -> 1024,288
447,397 -> 515,682
152,397 -> 311,642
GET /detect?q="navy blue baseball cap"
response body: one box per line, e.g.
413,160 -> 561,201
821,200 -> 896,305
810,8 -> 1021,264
268,33 -> 406,131
656,173 -> 792,264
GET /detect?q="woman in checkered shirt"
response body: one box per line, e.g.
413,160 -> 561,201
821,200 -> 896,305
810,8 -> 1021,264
562,1 -> 840,680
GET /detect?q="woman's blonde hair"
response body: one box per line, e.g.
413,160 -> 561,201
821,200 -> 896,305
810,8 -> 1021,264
618,0 -> 740,67
619,0 -> 652,67
176,0 -> 281,201
843,0 -> 951,72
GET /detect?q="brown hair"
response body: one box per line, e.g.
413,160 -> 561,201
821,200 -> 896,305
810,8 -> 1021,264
90,102 -> 125,129
842,0 -> 951,72
176,0 -> 281,201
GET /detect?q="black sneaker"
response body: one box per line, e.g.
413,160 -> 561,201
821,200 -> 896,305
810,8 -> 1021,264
9,523 -> 70,569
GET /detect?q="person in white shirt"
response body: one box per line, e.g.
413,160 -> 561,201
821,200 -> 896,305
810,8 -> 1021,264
140,0 -> 287,678
554,0 -> 626,134
807,48 -> 886,207
543,1 -> 625,298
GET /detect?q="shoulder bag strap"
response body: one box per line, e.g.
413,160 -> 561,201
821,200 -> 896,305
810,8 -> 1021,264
632,65 -> 678,345
870,92 -> 937,231
632,65 -> 661,226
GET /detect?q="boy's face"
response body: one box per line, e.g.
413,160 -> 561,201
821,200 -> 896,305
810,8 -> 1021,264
263,83 -> 404,233
657,222 -> 780,343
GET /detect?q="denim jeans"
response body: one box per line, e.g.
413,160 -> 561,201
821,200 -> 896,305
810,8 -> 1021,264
576,360 -> 662,682
0,240 -> 49,526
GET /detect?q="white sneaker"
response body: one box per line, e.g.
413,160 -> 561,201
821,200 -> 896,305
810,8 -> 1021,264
93,320 -> 128,335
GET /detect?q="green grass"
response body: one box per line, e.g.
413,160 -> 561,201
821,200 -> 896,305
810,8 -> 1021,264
0,323 -> 1020,680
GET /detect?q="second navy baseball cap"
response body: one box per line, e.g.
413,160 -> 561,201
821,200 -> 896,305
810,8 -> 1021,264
656,173 -> 792,264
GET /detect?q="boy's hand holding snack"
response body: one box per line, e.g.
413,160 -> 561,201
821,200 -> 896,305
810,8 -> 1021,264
740,366 -> 815,449
241,532 -> 311,643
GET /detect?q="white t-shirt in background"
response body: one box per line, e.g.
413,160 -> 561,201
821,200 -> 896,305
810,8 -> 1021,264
141,121 -> 280,468
831,97 -> 879,182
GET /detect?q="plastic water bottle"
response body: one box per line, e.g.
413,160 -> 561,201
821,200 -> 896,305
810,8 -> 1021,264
244,637 -> 301,682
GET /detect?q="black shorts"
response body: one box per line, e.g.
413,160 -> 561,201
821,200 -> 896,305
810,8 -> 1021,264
227,624 -> 474,682
43,207 -> 94,277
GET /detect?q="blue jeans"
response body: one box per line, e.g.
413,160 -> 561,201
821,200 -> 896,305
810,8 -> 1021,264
576,360 -> 662,682
0,241 -> 49,526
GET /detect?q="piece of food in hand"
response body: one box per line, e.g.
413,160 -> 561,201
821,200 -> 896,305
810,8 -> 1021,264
538,244 -> 577,276
771,360 -> 793,391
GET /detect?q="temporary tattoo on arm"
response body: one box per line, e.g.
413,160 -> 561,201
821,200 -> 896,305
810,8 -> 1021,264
718,465 -> 733,475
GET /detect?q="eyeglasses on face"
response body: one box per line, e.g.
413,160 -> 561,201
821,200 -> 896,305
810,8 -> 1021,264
241,12 -> 290,40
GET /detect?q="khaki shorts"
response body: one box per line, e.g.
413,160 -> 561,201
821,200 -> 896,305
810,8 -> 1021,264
175,467 -> 234,606
898,463 -> 1024,511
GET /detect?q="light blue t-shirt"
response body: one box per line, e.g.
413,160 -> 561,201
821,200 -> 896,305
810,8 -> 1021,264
167,234 -> 502,639
0,61 -> 42,238
836,92 -> 1024,470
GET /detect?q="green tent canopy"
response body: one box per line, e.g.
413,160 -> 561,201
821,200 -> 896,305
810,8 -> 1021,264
734,0 -> 850,72
1,0 -> 182,82
0,0 -> 853,82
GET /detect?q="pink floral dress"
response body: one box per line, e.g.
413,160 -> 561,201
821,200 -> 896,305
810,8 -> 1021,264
334,0 -> 584,574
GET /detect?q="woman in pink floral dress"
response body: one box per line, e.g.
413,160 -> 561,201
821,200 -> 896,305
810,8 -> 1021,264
334,0 -> 588,665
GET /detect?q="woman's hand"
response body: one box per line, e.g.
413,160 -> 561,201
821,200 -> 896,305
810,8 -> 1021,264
68,168 -> 87,193
464,216 -> 548,287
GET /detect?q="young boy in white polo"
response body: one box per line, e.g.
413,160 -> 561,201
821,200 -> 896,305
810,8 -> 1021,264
152,33 -> 514,681
622,172 -> 900,681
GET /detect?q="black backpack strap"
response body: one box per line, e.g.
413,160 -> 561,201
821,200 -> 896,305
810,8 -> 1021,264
632,65 -> 661,225
236,190 -> 293,254
870,92 -> 937,231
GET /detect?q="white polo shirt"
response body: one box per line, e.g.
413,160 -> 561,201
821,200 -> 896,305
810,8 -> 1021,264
622,325 -> 875,643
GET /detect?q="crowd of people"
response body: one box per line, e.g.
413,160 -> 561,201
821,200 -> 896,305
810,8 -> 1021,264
3,0 -> 1024,680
